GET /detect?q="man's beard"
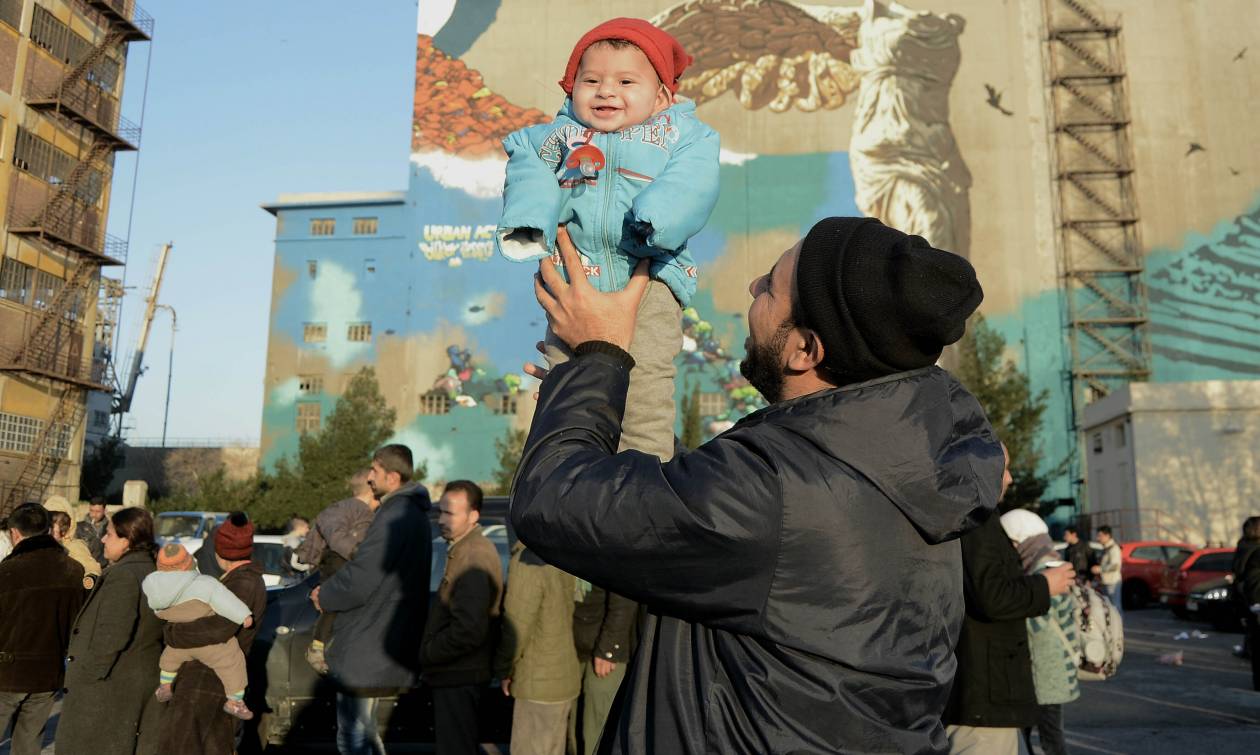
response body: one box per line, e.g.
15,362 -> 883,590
739,323 -> 793,404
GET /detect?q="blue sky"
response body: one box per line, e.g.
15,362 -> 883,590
107,1 -> 419,442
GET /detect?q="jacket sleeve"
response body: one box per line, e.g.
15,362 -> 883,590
85,569 -> 142,678
1241,549 -> 1260,606
319,500 -> 405,613
296,523 -> 325,566
493,553 -> 544,679
323,503 -> 370,562
421,562 -> 496,667
961,516 -> 1051,622
205,579 -> 252,624
1101,545 -> 1122,578
510,349 -> 781,629
496,126 -> 564,261
623,117 -> 720,255
594,590 -> 637,662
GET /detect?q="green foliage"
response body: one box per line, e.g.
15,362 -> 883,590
79,435 -> 125,501
680,382 -> 703,449
149,366 -> 401,528
489,427 -> 528,495
955,314 -> 1052,508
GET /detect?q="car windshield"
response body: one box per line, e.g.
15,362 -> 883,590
1190,553 -> 1234,572
155,515 -> 202,539
253,542 -> 287,576
1168,550 -> 1192,569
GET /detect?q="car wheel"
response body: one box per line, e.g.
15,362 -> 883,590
1122,580 -> 1149,610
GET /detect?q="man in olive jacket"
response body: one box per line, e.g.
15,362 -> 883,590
514,219 -> 1003,753
421,480 -> 504,753
494,543 -> 581,755
0,504 -> 87,755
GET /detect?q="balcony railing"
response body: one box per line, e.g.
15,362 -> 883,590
7,171 -> 113,261
0,341 -> 107,390
82,0 -> 154,41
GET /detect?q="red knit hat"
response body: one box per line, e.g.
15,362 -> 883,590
215,512 -> 253,561
559,18 -> 693,95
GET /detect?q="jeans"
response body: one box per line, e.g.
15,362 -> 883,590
0,690 -> 57,755
1023,704 -> 1067,755
335,692 -> 385,755
1104,581 -> 1123,615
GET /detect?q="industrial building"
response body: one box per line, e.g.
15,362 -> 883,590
259,0 -> 1260,516
0,0 -> 151,512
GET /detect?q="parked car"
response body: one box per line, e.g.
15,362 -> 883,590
242,497 -> 514,752
251,535 -> 309,590
1159,547 -> 1236,617
1119,540 -> 1195,609
1054,539 -> 1193,608
154,510 -> 229,555
1184,575 -> 1248,632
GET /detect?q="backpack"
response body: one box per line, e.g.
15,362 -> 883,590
1059,582 -> 1124,680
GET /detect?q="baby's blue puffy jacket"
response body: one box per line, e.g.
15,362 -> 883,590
495,98 -> 720,306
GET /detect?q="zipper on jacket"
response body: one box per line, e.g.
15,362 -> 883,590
599,133 -> 619,288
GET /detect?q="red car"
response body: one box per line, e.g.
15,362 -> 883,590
1159,547 -> 1236,616
1121,541 -> 1196,608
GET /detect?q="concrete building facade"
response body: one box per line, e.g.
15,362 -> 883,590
1084,381 -> 1260,547
258,0 -> 1260,504
0,0 -> 150,512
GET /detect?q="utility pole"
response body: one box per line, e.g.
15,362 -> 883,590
155,304 -> 177,447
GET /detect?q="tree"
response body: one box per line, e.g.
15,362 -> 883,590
250,366 -> 397,526
680,382 -> 703,449
490,428 -> 528,495
955,314 -> 1052,509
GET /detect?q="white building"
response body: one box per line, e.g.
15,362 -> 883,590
1083,381 -> 1260,547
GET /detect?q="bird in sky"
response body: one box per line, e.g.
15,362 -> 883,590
984,84 -> 1013,116
468,305 -> 485,313
1229,166 -> 1241,176
1185,142 -> 1206,157
1234,47 -> 1247,62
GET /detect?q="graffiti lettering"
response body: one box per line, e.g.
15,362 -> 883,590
420,239 -> 494,262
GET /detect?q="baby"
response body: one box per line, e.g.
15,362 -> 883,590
142,543 -> 254,720
496,17 -> 720,461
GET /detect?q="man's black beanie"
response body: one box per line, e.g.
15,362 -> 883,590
795,217 -> 983,383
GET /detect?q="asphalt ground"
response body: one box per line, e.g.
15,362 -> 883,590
6,608 -> 1256,753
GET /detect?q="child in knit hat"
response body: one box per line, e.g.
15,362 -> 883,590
141,543 -> 255,720
495,17 -> 720,462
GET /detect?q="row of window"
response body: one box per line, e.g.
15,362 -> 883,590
302,321 -> 372,343
12,126 -> 108,205
291,391 -> 521,433
306,258 -> 377,281
28,4 -> 122,92
0,256 -> 82,316
0,410 -> 71,457
303,217 -> 378,237
1091,423 -> 1127,454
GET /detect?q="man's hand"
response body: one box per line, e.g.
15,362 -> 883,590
1043,563 -> 1076,596
593,657 -> 616,678
310,586 -> 322,612
535,226 -> 650,351
500,678 -> 512,697
1090,565 -> 1102,575
243,615 -> 254,629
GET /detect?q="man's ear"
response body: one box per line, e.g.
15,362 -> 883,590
785,328 -> 825,373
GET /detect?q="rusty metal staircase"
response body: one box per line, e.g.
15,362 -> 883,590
0,0 -> 152,513
1045,0 -> 1152,508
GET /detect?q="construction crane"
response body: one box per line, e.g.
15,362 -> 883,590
114,242 -> 172,417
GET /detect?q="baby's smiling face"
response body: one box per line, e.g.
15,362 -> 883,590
571,42 -> 671,133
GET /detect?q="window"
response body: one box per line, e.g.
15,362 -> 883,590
1167,549 -> 1193,569
28,5 -> 122,93
12,127 -> 108,204
1114,423 -> 1127,448
296,402 -> 321,433
1129,546 -> 1164,562
310,218 -> 335,236
419,392 -> 451,415
0,411 -> 41,453
1091,432 -> 1103,454
1190,554 -> 1234,572
298,375 -> 324,394
347,322 -> 372,342
0,257 -> 33,304
489,393 -> 518,415
698,391 -> 726,417
303,322 -> 326,343
364,259 -> 377,278
353,217 -> 379,235
307,260 -> 318,279
32,270 -> 63,310
92,410 -> 109,428
0,0 -> 21,31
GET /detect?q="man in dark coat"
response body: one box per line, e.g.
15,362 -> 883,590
1063,526 -> 1095,580
1233,516 -> 1260,691
570,585 -> 637,755
312,444 -> 432,755
157,512 -> 267,754
0,504 -> 87,755
75,497 -> 109,567
514,219 -> 1003,753
943,444 -> 1074,753
421,480 -> 504,754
